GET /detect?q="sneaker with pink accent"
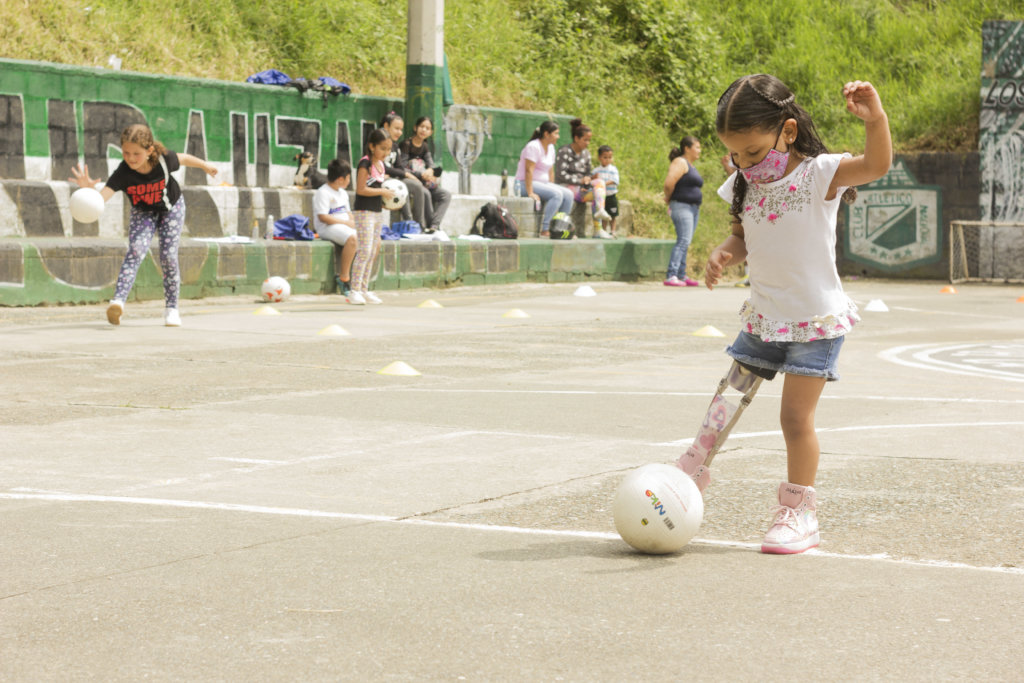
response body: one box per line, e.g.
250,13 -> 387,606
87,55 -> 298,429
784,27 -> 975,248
682,277 -> 700,287
761,482 -> 819,555
664,276 -> 686,287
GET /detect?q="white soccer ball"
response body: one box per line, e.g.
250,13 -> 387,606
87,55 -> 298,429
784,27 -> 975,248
69,187 -> 105,223
261,276 -> 291,303
613,463 -> 704,554
381,178 -> 408,210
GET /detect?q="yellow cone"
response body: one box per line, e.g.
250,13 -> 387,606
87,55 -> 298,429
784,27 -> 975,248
692,325 -> 726,338
503,309 -> 530,318
318,324 -> 350,336
418,299 -> 443,308
940,285 -> 957,294
253,306 -> 281,316
377,361 -> 421,376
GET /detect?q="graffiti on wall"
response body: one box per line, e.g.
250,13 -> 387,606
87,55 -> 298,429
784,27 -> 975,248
443,105 -> 493,194
981,21 -> 1024,222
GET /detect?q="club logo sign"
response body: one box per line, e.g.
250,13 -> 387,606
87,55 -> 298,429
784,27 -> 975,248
844,160 -> 942,271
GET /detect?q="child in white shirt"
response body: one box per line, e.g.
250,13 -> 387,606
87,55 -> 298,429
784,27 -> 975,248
312,159 -> 357,294
594,145 -> 620,235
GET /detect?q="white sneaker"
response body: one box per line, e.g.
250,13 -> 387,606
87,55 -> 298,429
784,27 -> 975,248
106,300 -> 124,326
594,228 -> 614,240
164,308 -> 182,327
594,208 -> 612,221
761,483 -> 820,554
347,291 -> 366,305
365,291 -> 383,305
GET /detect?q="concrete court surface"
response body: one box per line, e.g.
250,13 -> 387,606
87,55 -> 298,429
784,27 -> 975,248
1,278 -> 1023,681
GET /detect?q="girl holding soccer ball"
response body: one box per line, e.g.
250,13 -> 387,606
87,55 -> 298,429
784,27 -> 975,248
69,123 -> 217,327
348,128 -> 396,306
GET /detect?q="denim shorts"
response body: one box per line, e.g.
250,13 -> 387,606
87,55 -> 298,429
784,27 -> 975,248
726,331 -> 845,381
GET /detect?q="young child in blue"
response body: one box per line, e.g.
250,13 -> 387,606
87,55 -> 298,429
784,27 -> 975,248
703,75 -> 892,554
69,124 -> 217,327
594,145 -> 619,236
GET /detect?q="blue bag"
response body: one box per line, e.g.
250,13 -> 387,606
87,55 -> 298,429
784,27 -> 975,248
316,76 -> 352,95
380,224 -> 401,241
272,214 -> 315,241
246,69 -> 292,85
390,220 -> 422,236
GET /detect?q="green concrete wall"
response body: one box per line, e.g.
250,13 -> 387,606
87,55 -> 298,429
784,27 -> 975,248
0,238 -> 674,307
0,57 -> 568,186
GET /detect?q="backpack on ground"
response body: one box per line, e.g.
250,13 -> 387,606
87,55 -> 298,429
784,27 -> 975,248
471,203 -> 519,239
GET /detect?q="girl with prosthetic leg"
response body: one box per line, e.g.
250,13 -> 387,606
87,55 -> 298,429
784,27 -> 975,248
685,75 -> 892,554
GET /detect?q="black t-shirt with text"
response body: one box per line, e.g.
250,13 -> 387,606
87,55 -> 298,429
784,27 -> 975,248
105,151 -> 181,213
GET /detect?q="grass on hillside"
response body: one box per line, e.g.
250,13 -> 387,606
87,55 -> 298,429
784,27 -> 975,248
2,0 -> 1022,278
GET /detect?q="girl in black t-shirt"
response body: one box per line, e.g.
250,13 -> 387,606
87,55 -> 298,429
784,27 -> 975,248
69,124 -> 217,326
348,128 -> 395,306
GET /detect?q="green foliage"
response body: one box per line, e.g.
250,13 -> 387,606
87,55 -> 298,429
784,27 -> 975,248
2,0 -> 1022,273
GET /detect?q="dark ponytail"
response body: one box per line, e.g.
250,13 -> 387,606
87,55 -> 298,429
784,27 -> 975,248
529,120 -> 559,141
668,135 -> 698,161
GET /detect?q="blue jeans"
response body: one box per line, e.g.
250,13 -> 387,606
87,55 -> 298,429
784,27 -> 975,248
515,179 -> 573,232
667,201 -> 700,279
727,331 -> 846,381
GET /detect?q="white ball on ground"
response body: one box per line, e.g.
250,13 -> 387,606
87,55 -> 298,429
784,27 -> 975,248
69,187 -> 105,223
613,463 -> 704,554
261,276 -> 291,303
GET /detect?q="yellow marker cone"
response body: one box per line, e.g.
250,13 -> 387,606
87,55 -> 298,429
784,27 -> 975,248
253,306 -> 281,316
377,361 -> 421,376
940,285 -> 957,294
318,324 -> 350,336
503,309 -> 530,318
692,325 -> 726,338
418,299 -> 443,308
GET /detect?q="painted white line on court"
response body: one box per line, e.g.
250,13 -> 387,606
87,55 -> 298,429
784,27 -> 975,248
654,421 -> 1024,447
380,387 -> 1024,405
210,457 -> 291,465
880,343 -> 1024,382
2,491 -> 1021,576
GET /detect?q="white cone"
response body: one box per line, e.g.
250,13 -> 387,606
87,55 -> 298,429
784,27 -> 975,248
253,306 -> 281,316
692,325 -> 725,337
418,299 -> 443,308
865,299 -> 889,312
574,285 -> 597,297
377,361 -> 421,376
318,324 -> 350,336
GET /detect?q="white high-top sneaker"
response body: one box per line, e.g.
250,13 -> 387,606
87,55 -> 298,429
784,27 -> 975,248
761,482 -> 819,555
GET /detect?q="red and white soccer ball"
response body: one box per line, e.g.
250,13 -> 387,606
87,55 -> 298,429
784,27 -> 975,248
261,276 -> 290,303
613,463 -> 704,554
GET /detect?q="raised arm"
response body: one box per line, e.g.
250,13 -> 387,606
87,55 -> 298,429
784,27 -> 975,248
830,80 -> 892,193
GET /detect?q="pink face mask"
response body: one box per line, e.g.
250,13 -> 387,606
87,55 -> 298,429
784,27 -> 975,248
740,129 -> 789,185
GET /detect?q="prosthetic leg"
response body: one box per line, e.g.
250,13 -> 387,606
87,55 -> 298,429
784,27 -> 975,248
676,361 -> 774,493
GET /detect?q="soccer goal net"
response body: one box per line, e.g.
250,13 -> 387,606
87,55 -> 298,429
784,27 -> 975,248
949,220 -> 1024,284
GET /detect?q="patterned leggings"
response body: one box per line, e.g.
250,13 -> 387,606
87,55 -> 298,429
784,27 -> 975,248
114,197 -> 185,308
350,210 -> 383,293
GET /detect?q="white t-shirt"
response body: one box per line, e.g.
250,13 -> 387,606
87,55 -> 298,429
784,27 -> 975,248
312,183 -> 352,234
515,139 -> 556,183
717,153 -> 859,342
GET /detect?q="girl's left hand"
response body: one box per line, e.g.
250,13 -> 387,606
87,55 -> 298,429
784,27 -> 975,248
843,81 -> 885,123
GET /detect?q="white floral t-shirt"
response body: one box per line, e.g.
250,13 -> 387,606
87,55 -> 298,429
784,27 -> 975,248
717,153 -> 859,342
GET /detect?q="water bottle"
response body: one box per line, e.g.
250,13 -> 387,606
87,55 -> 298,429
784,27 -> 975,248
251,217 -> 259,241
266,214 -> 274,240
500,169 -> 508,196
